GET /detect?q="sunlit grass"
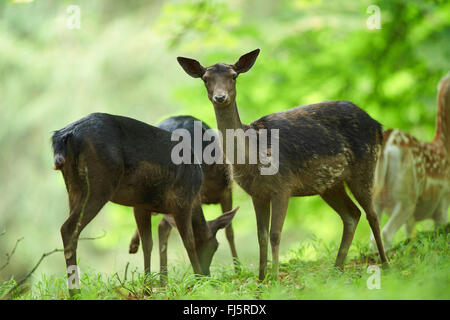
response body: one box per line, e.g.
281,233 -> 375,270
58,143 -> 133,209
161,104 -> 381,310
2,224 -> 448,300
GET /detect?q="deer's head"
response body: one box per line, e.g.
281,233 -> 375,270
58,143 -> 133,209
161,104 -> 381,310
177,49 -> 260,109
195,206 -> 239,275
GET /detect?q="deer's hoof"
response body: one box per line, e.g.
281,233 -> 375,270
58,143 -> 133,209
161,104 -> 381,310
129,243 -> 139,254
381,261 -> 391,270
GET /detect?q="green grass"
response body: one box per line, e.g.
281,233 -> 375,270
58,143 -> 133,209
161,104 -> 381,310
1,225 -> 449,300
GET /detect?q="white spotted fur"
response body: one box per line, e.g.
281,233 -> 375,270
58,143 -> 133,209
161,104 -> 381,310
373,74 -> 450,247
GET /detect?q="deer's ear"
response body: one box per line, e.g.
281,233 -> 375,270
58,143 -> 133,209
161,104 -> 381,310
233,49 -> 260,74
177,57 -> 205,78
207,206 -> 239,237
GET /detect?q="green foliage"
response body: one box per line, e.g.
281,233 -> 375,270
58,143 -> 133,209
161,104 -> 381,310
0,0 -> 448,299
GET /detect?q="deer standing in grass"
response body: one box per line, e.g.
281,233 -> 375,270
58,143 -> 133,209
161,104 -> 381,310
177,49 -> 389,280
373,74 -> 450,247
128,115 -> 239,272
52,113 -> 237,295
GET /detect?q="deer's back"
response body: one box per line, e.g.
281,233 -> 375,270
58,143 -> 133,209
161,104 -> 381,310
235,101 -> 382,197
252,100 -> 381,170
55,113 -> 203,212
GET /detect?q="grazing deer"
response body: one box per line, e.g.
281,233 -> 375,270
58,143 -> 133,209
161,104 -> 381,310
177,49 -> 389,280
128,115 -> 238,273
373,74 -> 450,247
52,113 -> 237,294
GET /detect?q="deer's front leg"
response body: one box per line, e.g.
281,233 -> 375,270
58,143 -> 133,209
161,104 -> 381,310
174,207 -> 203,275
133,207 -> 152,274
252,197 -> 270,281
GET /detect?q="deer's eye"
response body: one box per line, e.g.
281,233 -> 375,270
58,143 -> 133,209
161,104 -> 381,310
232,74 -> 238,80
202,77 -> 208,83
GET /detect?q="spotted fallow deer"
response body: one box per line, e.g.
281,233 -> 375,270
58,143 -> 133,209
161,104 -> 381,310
52,113 -> 237,295
177,49 -> 389,280
373,74 -> 450,247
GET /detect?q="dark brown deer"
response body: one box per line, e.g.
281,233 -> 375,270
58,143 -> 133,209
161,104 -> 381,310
177,49 -> 389,280
373,74 -> 450,247
128,115 -> 238,274
52,113 -> 237,294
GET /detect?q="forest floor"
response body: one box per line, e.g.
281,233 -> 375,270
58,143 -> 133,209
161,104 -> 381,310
1,224 -> 449,300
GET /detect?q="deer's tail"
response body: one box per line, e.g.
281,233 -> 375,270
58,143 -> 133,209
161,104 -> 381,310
373,129 -> 395,199
52,131 -> 70,170
52,122 -> 79,170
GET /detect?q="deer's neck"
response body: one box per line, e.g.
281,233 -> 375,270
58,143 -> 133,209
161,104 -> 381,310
433,82 -> 450,152
191,205 -> 212,242
213,101 -> 247,163
214,101 -> 244,133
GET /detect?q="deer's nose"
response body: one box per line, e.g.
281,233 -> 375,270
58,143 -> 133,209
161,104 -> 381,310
213,94 -> 227,103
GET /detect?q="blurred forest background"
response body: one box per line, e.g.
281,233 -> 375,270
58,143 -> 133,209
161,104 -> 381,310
0,0 -> 448,283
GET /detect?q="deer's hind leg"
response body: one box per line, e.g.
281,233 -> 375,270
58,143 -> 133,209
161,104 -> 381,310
61,168 -> 118,295
60,145 -> 123,296
347,177 -> 389,266
321,183 -> 361,269
270,193 -> 290,279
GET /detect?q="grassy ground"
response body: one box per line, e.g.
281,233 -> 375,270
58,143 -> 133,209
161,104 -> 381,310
1,224 -> 448,300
